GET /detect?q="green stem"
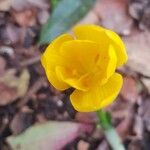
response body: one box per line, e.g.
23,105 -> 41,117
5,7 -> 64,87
97,110 -> 125,150
51,0 -> 61,9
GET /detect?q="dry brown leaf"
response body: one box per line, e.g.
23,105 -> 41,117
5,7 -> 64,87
0,0 -> 13,11
77,140 -> 89,150
6,23 -> 21,44
0,83 -> 17,105
10,107 -> 33,135
12,9 -> 37,27
94,0 -> 133,35
141,78 -> 150,94
120,76 -> 138,103
140,98 -> 150,132
0,56 -> 6,75
116,117 -> 132,140
123,30 -> 150,77
128,139 -> 143,150
37,10 -> 49,25
75,112 -> 97,124
108,97 -> 134,140
11,0 -> 49,11
133,115 -> 143,139
0,69 -> 30,106
129,0 -> 150,30
77,10 -> 99,25
97,140 -> 110,150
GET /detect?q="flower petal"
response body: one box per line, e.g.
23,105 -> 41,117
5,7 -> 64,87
56,66 -> 91,91
60,40 -> 100,72
93,44 -> 117,85
105,29 -> 128,67
70,73 -> 123,112
55,40 -> 100,90
73,24 -> 109,46
41,34 -> 74,90
45,69 -> 69,90
41,33 -> 74,69
103,45 -> 117,82
73,24 -> 127,67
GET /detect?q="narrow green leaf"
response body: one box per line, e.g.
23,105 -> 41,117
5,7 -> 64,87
51,0 -> 62,9
39,0 -> 96,45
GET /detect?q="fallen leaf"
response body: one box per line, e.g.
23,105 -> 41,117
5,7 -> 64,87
0,0 -> 13,11
129,0 -> 150,30
116,117 -> 132,140
0,56 -> 6,75
128,139 -> 143,150
77,140 -> 89,150
75,112 -> 97,124
77,10 -> 99,25
108,97 -> 134,140
123,30 -> 150,77
107,99 -> 129,120
11,0 -> 49,11
27,0 -> 49,9
139,4 -> 150,30
141,78 -> 150,94
7,121 -> 93,150
120,76 -> 138,103
133,115 -> 143,139
94,0 -> 133,35
37,10 -> 49,25
6,23 -> 21,44
129,1 -> 144,20
12,9 -> 37,27
0,69 -> 30,106
140,98 -> 150,132
10,107 -> 34,135
0,83 -> 17,105
96,140 -> 109,150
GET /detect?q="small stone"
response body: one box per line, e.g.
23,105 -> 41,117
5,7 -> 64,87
77,140 -> 89,150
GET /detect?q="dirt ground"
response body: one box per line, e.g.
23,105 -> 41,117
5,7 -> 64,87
0,0 -> 150,150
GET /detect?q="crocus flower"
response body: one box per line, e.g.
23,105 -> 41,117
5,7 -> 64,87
41,24 -> 128,112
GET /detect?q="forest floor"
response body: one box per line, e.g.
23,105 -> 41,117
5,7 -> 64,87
0,0 -> 150,150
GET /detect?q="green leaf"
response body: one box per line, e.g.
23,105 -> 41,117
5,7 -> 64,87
39,0 -> 96,45
51,0 -> 62,9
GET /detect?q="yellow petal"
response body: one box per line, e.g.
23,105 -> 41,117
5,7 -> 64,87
104,45 -> 117,82
55,40 -> 100,90
56,66 -> 91,91
45,69 -> 69,90
60,40 -> 100,72
73,24 -> 109,46
73,24 -> 127,67
51,33 -> 74,51
70,73 -> 123,112
105,29 -> 128,67
41,34 -> 74,90
41,33 -> 74,69
93,44 -> 117,85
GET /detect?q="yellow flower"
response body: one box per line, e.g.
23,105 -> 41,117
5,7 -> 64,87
41,24 -> 128,112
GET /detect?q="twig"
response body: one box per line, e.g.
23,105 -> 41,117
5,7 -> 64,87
20,55 -> 41,67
